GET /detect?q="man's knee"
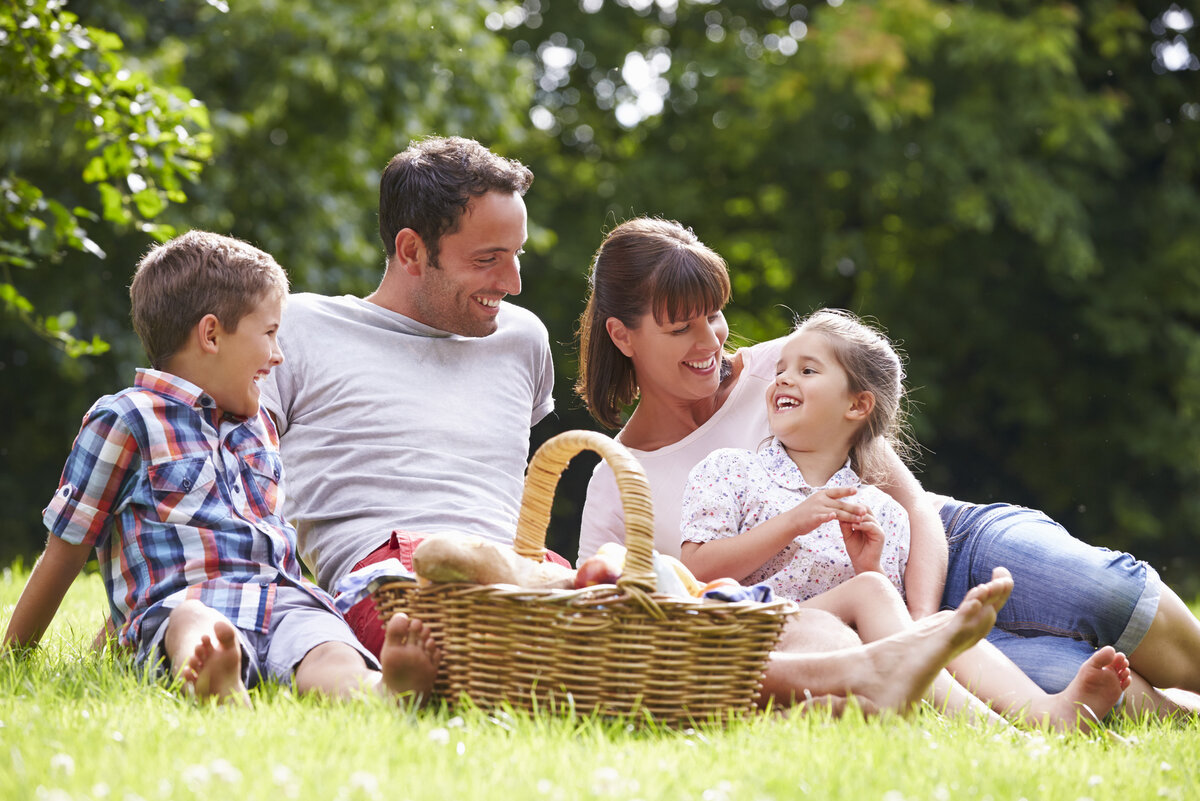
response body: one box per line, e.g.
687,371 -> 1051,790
777,608 -> 862,653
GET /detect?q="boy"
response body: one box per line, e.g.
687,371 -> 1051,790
3,231 -> 438,704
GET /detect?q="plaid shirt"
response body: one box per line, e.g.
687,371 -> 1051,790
43,369 -> 335,649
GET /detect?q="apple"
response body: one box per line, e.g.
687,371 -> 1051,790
574,552 -> 623,589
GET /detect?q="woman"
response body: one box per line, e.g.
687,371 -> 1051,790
575,216 -> 1200,715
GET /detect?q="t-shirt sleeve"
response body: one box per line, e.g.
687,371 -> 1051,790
42,406 -> 139,548
530,322 -> 555,426
680,451 -> 745,544
577,461 -> 625,564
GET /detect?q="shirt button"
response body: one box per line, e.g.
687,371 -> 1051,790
233,485 -> 241,494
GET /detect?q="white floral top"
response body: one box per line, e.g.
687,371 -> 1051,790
681,437 -> 909,602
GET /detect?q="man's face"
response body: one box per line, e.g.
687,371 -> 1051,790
412,190 -> 527,337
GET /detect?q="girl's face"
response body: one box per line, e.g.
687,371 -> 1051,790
767,329 -> 864,452
610,308 -> 729,404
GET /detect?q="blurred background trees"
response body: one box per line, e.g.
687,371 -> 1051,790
3,0 -> 1199,588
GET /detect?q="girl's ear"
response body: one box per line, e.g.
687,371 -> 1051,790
393,228 -> 428,276
196,313 -> 221,355
847,390 -> 875,421
605,317 -> 635,358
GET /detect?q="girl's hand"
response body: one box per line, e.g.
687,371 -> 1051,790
788,486 -> 868,537
841,512 -> 885,575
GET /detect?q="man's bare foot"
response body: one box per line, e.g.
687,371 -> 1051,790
379,613 -> 440,703
181,620 -> 249,706
764,572 -> 1005,715
1033,646 -> 1130,731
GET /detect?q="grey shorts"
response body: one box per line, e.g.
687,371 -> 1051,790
142,585 -> 380,689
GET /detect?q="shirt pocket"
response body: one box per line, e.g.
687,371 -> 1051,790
146,456 -> 218,525
240,448 -> 283,517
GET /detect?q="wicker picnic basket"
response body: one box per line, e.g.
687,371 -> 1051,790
371,430 -> 797,725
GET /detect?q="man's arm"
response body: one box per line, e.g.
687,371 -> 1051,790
877,445 -> 947,618
3,536 -> 93,650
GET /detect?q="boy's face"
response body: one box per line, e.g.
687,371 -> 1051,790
209,291 -> 284,418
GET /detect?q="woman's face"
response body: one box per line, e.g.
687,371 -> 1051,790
615,308 -> 730,403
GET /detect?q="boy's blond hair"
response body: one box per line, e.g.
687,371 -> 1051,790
130,231 -> 289,368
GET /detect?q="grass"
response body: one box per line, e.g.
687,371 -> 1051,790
2,566 -> 1199,801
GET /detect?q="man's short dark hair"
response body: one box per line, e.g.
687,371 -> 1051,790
378,136 -> 533,264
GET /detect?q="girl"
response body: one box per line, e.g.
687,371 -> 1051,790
678,309 -> 1131,730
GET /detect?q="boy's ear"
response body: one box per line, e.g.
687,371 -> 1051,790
393,228 -> 429,276
847,391 -> 875,421
196,313 -> 221,355
605,317 -> 635,358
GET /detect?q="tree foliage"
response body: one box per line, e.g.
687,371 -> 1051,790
3,0 -> 1200,581
512,0 -> 1200,573
1,0 -> 210,355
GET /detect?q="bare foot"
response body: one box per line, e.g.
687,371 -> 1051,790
963,566 -> 1014,617
765,576 -> 1003,715
182,620 -> 249,706
1038,646 -> 1130,731
379,613 -> 440,703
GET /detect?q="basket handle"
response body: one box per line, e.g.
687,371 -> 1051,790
514,430 -> 657,593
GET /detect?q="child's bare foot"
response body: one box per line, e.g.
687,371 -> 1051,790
379,613 -> 440,703
1038,646 -> 1130,731
181,620 -> 249,706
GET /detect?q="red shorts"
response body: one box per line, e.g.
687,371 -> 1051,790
342,530 -> 572,657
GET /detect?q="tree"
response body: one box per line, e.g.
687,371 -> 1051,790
1,0 -> 211,355
0,0 -> 535,560
509,0 -> 1200,575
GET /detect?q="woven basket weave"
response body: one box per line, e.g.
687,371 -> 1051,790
372,430 -> 797,725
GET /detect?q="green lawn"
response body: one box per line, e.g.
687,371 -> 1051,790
2,567 -> 1198,801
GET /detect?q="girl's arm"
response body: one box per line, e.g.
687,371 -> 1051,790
3,535 -> 93,650
682,486 -> 865,583
876,444 -> 947,618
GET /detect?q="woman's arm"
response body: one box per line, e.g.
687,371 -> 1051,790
877,445 -> 947,618
3,536 -> 93,650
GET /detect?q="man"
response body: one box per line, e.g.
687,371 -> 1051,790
261,136 -> 558,655
261,136 -> 1009,716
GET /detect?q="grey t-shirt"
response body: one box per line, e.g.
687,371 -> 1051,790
260,293 -> 555,591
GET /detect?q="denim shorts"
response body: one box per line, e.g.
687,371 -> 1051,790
142,585 -> 379,689
938,500 -> 1161,693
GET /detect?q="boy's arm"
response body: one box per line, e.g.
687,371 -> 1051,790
877,445 -> 947,619
3,536 -> 93,651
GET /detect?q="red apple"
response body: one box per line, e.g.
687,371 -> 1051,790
574,552 -> 622,589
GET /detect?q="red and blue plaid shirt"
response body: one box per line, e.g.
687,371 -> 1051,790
43,369 -> 335,649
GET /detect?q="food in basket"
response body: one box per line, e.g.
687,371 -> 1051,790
411,532 -> 576,589
574,543 -> 625,588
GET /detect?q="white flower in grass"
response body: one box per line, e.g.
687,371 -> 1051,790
182,764 -> 211,785
536,779 -> 555,795
209,759 -> 241,784
883,791 -> 906,801
591,767 -> 623,795
349,771 -> 381,800
49,753 -> 75,777
34,788 -> 71,801
1088,776 -> 1103,787
1160,761 -> 1173,772
703,780 -> 734,801
92,783 -> 110,798
428,727 -> 450,745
